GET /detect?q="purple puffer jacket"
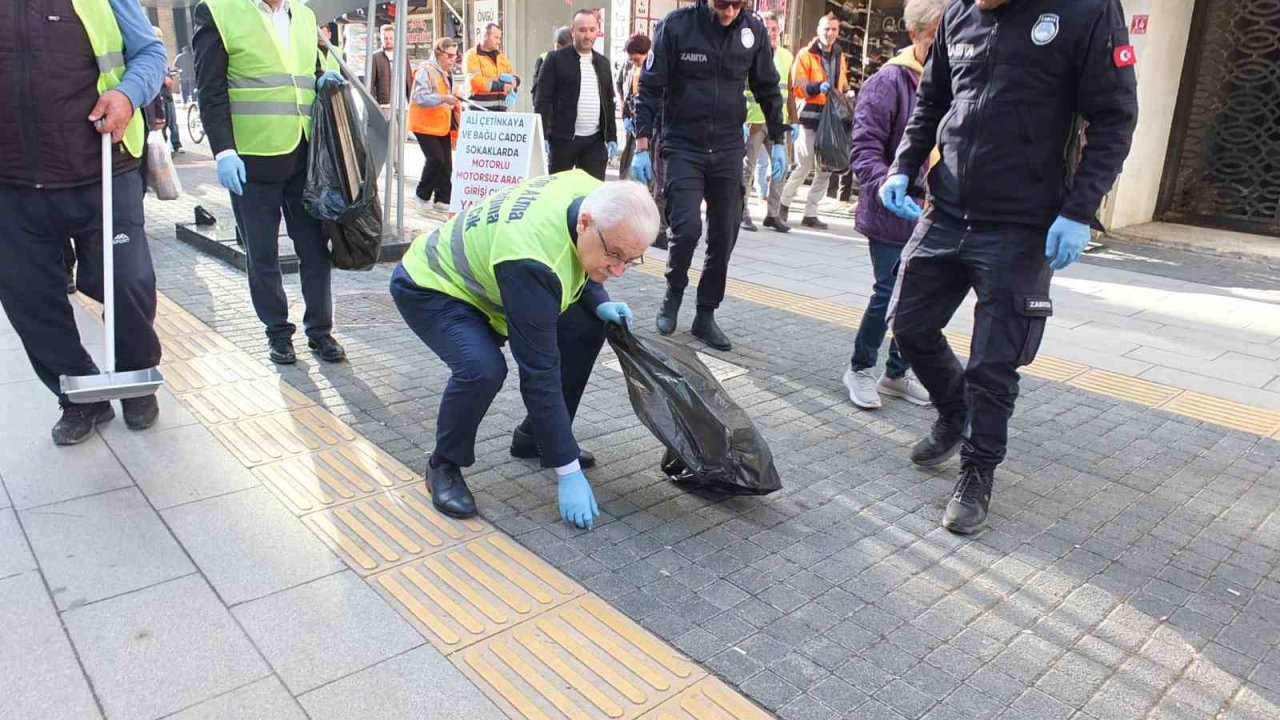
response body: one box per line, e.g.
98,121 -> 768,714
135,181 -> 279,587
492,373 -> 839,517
850,62 -> 929,246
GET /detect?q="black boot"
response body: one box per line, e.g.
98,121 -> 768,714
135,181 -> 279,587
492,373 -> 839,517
910,413 -> 965,467
269,337 -> 296,365
943,464 -> 994,534
652,230 -> 670,250
762,215 -> 791,233
740,214 -> 758,232
801,216 -> 829,230
691,309 -> 731,351
427,459 -> 478,519
121,395 -> 160,430
510,424 -> 596,468
308,335 -> 347,363
51,402 -> 115,446
656,289 -> 682,335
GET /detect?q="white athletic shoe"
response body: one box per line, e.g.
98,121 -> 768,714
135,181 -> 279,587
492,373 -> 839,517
843,367 -> 882,409
878,371 -> 932,406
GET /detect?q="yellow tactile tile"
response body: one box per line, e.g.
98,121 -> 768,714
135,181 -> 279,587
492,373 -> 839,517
160,332 -> 240,361
163,353 -> 272,393
181,378 -> 315,425
375,534 -> 582,653
456,595 -> 703,720
210,407 -> 358,466
256,439 -> 420,514
639,677 -> 773,720
152,310 -> 213,337
792,301 -> 861,326
1068,368 -> 1183,407
305,485 -> 489,574
1023,355 -> 1089,383
1160,392 -> 1280,437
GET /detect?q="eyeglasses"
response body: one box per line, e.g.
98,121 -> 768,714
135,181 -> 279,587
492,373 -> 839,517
712,0 -> 744,9
597,226 -> 644,268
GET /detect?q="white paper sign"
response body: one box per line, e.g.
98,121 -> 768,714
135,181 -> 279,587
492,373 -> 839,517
450,112 -> 546,214
473,0 -> 499,44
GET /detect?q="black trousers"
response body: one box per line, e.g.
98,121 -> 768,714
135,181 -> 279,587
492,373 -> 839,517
389,265 -> 605,467
0,172 -> 161,406
549,132 -> 607,180
230,149 -> 333,342
414,132 -> 452,204
889,211 -> 1053,470
664,147 -> 744,310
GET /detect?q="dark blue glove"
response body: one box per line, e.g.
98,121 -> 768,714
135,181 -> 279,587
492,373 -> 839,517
594,301 -> 633,326
558,470 -> 599,529
623,117 -> 635,135
316,70 -> 345,90
771,144 -> 787,183
216,152 -> 246,196
632,150 -> 653,183
1045,216 -> 1090,271
879,174 -> 921,220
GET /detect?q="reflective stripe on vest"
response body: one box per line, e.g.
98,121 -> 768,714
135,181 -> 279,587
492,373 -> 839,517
205,0 -> 319,157
71,0 -> 144,158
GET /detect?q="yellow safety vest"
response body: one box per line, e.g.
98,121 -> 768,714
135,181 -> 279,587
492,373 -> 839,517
401,171 -> 601,335
71,0 -> 145,158
205,0 -> 319,157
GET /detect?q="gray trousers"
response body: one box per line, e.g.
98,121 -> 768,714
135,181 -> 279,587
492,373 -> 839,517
743,123 -> 790,220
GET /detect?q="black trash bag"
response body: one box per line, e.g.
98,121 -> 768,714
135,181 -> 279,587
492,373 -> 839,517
606,324 -> 781,495
304,82 -> 382,270
815,93 -> 852,174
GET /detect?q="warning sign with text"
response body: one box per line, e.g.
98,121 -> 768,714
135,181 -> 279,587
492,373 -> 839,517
449,112 -> 546,214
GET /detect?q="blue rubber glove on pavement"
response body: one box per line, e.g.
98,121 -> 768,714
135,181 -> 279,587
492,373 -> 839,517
607,141 -> 619,159
623,117 -> 635,135
558,470 -> 599,529
217,152 -> 247,196
594,302 -> 633,326
316,70 -> 345,90
498,73 -> 515,84
1045,215 -> 1090,271
771,144 -> 787,182
879,174 -> 922,220
632,150 -> 653,183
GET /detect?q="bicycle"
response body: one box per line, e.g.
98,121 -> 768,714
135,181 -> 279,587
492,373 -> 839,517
187,101 -> 205,145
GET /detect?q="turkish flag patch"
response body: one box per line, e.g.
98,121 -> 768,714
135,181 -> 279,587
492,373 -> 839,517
1113,45 -> 1137,67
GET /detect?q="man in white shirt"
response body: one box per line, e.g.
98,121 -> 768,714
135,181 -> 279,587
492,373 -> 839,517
533,9 -> 617,180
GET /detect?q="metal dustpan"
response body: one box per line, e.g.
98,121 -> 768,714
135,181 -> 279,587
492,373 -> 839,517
60,134 -> 164,403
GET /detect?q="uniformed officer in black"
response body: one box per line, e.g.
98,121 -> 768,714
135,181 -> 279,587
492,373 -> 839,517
632,0 -> 788,351
880,0 -> 1138,534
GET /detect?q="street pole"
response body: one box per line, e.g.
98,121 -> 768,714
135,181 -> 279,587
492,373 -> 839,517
364,0 -> 378,83
394,0 -> 407,242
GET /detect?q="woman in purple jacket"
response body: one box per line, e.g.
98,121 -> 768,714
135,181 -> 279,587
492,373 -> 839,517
842,0 -> 947,410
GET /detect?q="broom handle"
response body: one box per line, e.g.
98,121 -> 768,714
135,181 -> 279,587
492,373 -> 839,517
102,132 -> 115,374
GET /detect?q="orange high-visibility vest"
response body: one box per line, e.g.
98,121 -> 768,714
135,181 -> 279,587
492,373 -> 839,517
408,62 -> 453,136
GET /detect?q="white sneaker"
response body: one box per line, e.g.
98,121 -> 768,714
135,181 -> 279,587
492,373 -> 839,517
842,367 -> 882,409
878,371 -> 932,406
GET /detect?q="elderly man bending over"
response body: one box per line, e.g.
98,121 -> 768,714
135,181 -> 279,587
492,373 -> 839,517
391,172 -> 659,528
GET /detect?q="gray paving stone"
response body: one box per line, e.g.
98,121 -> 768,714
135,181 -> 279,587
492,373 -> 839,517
167,677 -> 307,720
232,570 -> 423,694
740,669 -> 803,711
299,645 -> 505,720
0,507 -> 37,578
0,571 -> 100,720
63,574 -> 270,720
163,486 -> 346,605
105,422 -> 258,509
21,487 -> 194,610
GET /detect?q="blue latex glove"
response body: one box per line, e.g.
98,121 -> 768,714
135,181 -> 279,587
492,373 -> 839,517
558,470 -> 599,529
623,117 -> 635,135
594,301 -> 633,325
771,143 -> 787,182
316,70 -> 345,90
607,141 -> 618,159
632,150 -> 653,183
743,123 -> 749,142
878,174 -> 922,220
820,81 -> 831,94
498,73 -> 515,84
217,152 -> 247,196
1045,215 -> 1090,271
791,124 -> 800,142
505,91 -> 518,107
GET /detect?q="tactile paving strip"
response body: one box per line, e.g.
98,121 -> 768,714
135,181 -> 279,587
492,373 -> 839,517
374,534 -> 582,653
1068,368 -> 1183,407
163,353 -> 273,392
255,439 -> 420,514
639,677 -> 773,720
210,407 -> 358,466
1161,392 -> 1280,437
305,485 -> 489,574
1023,354 -> 1090,383
160,332 -> 239,361
456,595 -> 702,720
181,378 -> 315,425
152,310 -> 213,337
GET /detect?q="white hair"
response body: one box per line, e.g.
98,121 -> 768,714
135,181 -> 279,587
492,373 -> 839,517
582,181 -> 660,250
904,0 -> 948,35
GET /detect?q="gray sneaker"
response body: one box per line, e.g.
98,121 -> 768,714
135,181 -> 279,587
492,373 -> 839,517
842,367 -> 882,409
878,371 -> 932,406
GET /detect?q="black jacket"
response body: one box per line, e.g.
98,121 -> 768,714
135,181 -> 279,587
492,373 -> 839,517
533,46 -> 617,143
636,0 -> 787,153
889,0 -> 1138,229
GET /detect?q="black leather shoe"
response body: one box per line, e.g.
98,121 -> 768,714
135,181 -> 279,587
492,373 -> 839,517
269,338 -> 297,365
51,402 -> 114,446
308,335 -> 347,363
910,413 -> 965,467
427,460 -> 478,519
763,215 -> 791,233
740,216 -> 758,231
691,310 -> 731,351
656,289 -> 682,335
509,425 -> 596,468
651,232 -> 670,250
943,464 -> 994,534
121,394 -> 160,430
801,216 -> 829,230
